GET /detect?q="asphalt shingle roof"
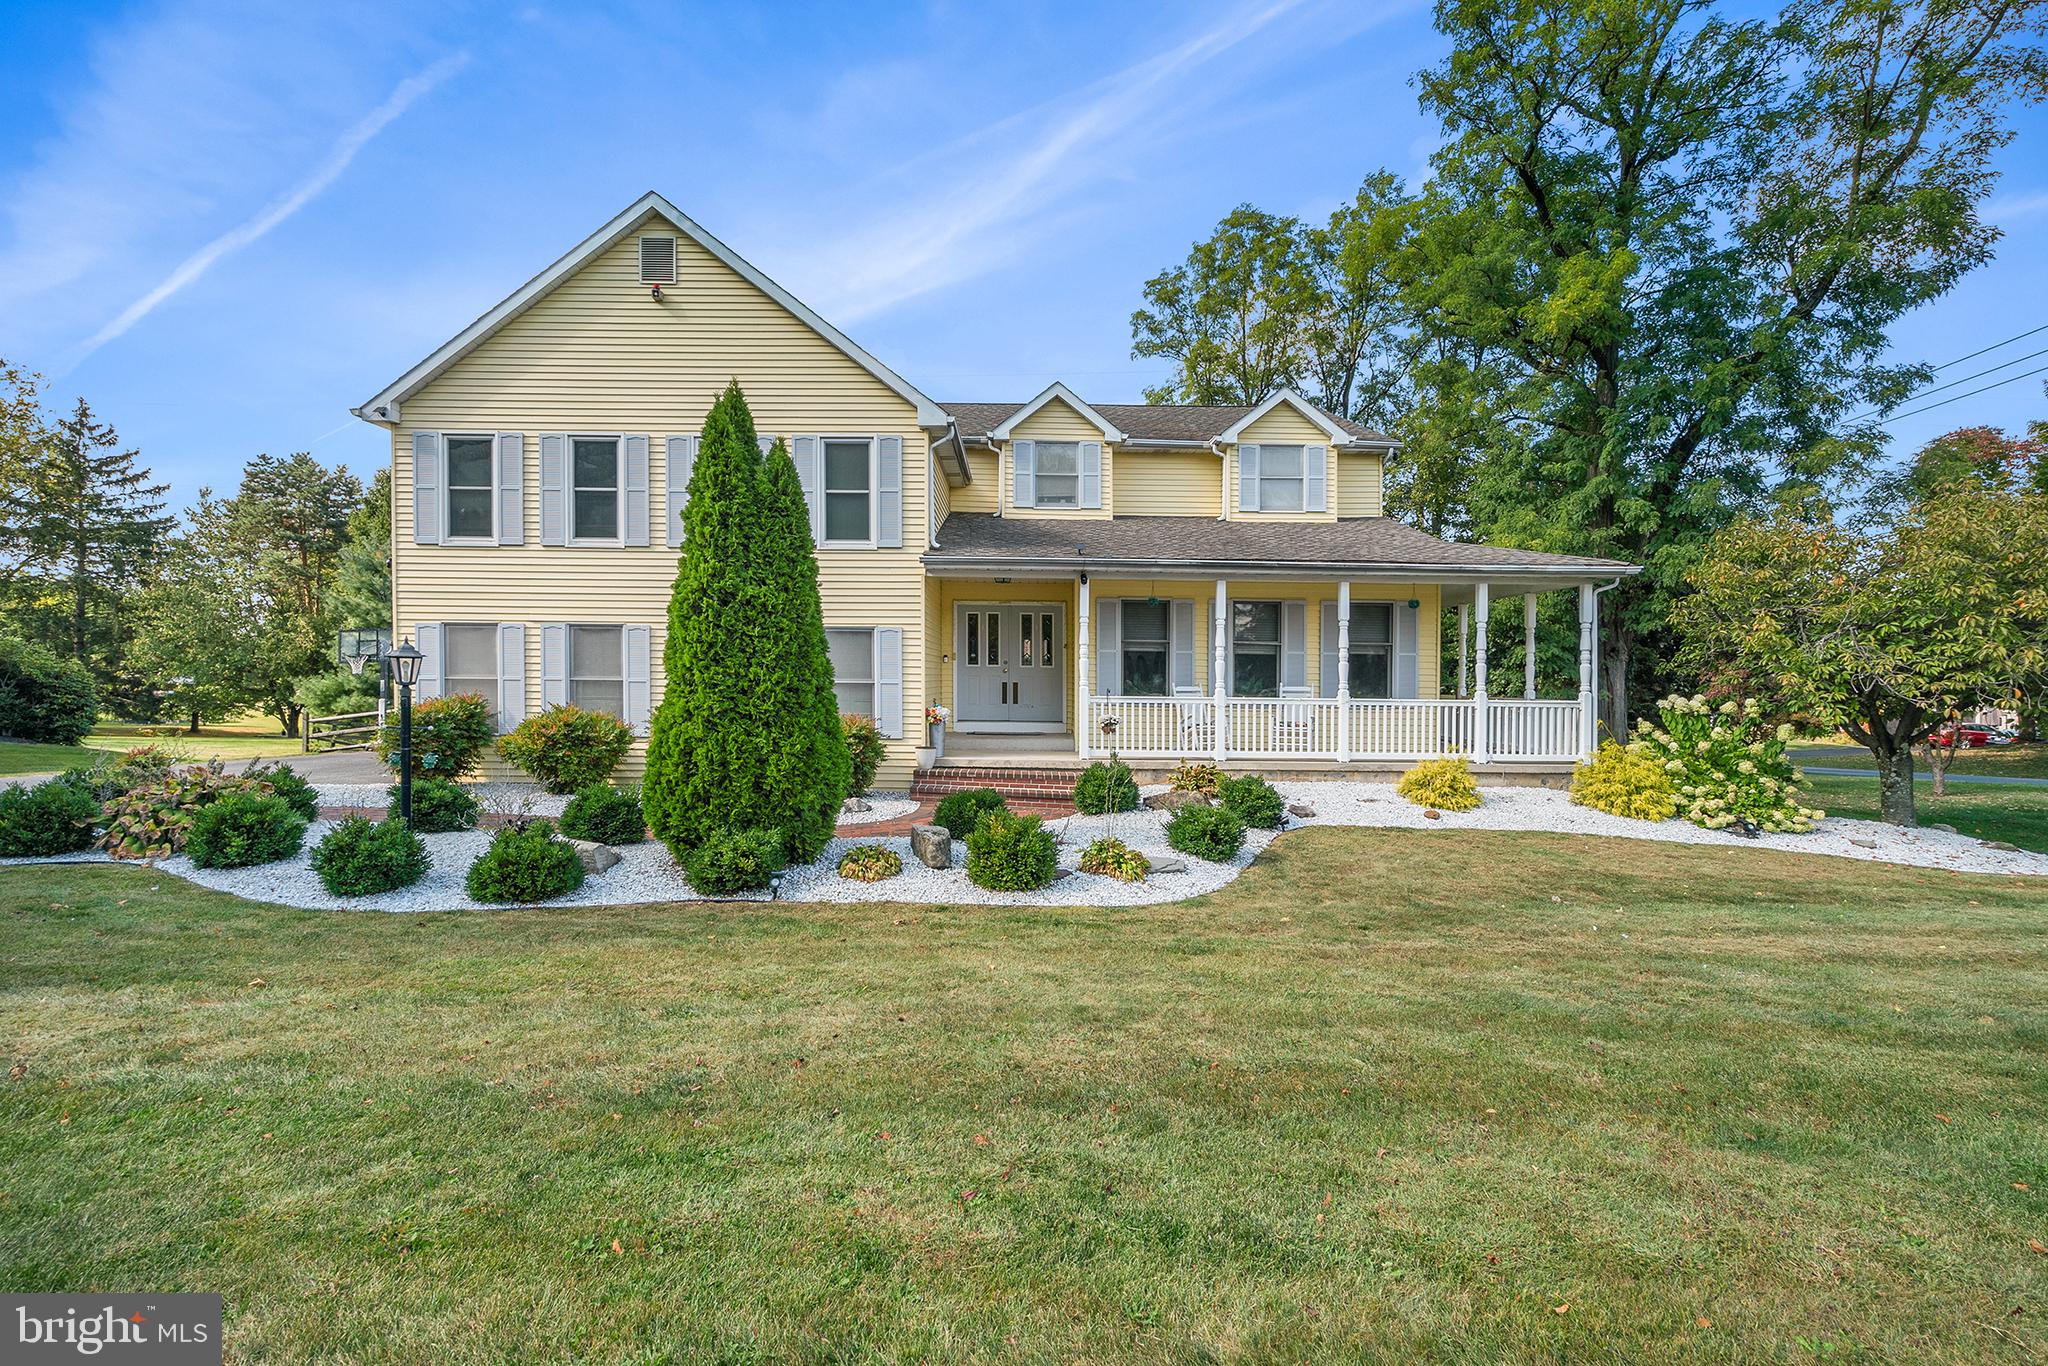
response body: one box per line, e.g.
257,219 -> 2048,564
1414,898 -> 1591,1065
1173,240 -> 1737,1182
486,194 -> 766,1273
942,401 -> 1391,444
924,514 -> 1636,574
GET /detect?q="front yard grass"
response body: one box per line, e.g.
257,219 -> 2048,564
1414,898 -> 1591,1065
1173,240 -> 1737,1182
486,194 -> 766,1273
2,830 -> 2044,1362
1806,771 -> 2048,852
0,712 -> 308,777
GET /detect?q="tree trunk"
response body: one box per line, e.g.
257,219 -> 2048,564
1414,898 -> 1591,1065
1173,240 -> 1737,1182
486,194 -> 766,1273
1875,745 -> 1917,826
1598,626 -> 1630,748
187,708 -> 200,736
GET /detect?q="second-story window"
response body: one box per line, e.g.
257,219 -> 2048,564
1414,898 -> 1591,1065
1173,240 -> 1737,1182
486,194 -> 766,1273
572,437 -> 621,541
824,438 -> 873,543
1257,444 -> 1305,512
1033,441 -> 1080,507
445,436 -> 495,540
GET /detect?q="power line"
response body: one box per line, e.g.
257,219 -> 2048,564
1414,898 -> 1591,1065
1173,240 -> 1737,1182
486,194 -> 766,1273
1928,321 -> 2048,373
1846,342 -> 2048,424
1872,362 -> 2048,428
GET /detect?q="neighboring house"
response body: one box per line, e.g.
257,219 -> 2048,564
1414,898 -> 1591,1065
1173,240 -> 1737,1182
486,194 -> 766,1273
355,192 -> 1637,789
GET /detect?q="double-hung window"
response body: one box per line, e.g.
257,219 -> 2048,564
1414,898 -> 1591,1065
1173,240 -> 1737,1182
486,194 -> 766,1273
1120,600 -> 1170,696
572,437 -> 622,542
569,625 -> 624,717
445,436 -> 496,540
826,627 -> 876,718
1231,602 -> 1282,697
823,438 -> 873,544
1257,444 -> 1305,512
1347,603 -> 1393,698
1033,441 -> 1081,507
445,623 -> 499,714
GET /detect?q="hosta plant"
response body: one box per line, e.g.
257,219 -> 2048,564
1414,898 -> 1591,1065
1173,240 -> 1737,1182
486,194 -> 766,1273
1628,694 -> 1822,833
1395,756 -> 1481,812
1570,741 -> 1677,821
1167,762 -> 1222,798
1078,836 -> 1149,883
99,760 -> 268,860
836,844 -> 902,882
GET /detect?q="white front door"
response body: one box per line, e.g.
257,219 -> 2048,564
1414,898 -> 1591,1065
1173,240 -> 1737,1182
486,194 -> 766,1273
954,603 -> 1065,730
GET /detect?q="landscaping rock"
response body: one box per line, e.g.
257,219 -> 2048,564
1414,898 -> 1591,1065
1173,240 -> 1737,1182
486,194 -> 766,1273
1147,855 -> 1187,874
1423,809 -> 1441,820
843,796 -> 871,813
1146,789 -> 1209,812
1847,837 -> 1878,849
569,839 -> 620,875
1931,823 -> 1958,834
1286,802 -> 1317,819
1984,839 -> 2021,851
909,824 -> 952,869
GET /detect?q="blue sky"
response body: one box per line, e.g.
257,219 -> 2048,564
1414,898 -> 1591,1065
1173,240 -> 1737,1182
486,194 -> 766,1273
3,0 -> 2045,509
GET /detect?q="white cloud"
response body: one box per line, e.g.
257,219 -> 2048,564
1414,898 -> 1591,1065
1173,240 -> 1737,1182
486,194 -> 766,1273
70,53 -> 468,363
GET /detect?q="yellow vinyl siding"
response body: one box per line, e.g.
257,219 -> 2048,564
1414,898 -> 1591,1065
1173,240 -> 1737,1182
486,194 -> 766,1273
999,398 -> 1113,519
392,218 -> 929,788
952,448 -> 999,512
1111,450 -> 1223,516
1337,451 -> 1383,517
1227,406 -> 1340,523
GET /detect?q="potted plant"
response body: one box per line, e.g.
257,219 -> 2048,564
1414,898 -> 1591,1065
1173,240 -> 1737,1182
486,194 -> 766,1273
923,702 -> 951,762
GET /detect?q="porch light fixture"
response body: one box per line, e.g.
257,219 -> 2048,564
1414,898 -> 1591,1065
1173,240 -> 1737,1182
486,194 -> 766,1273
386,638 -> 424,688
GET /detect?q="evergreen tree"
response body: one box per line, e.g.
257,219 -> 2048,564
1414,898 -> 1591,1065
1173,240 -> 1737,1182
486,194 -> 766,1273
331,467 -> 393,630
643,382 -> 849,861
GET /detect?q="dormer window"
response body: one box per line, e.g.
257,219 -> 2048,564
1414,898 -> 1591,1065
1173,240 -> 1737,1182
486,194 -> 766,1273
1257,444 -> 1305,511
1033,442 -> 1081,506
639,235 -> 677,285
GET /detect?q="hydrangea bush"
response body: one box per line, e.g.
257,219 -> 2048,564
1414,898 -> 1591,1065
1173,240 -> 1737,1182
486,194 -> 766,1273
1629,694 -> 1824,833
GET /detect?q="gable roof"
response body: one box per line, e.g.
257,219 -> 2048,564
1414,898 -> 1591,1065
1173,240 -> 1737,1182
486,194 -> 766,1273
1216,388 -> 1353,444
944,398 -> 1393,446
986,381 -> 1127,442
353,191 -> 947,427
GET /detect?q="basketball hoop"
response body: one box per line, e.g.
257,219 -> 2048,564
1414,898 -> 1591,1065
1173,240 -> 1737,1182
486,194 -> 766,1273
338,628 -> 391,676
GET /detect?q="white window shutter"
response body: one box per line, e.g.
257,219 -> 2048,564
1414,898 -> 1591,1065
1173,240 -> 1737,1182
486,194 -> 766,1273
539,434 -> 568,546
1282,600 -> 1308,691
623,434 -> 651,546
540,624 -> 567,708
875,627 -> 904,739
624,624 -> 652,735
414,623 -> 444,700
411,432 -> 442,545
1306,443 -> 1328,513
1395,602 -> 1420,698
757,434 -> 776,455
1080,441 -> 1102,508
792,436 -> 822,542
1320,601 -> 1339,697
877,435 -> 903,548
1013,440 -> 1035,508
1095,598 -> 1121,695
1240,444 -> 1262,512
1171,599 -> 1197,691
495,433 -> 524,545
666,435 -> 697,547
496,624 -> 527,732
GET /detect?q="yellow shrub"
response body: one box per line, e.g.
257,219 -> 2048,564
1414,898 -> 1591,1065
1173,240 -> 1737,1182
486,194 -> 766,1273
1570,740 -> 1677,821
1396,756 -> 1482,811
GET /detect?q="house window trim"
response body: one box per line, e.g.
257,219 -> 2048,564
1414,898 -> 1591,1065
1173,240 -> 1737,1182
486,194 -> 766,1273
826,625 -> 880,720
1228,598 -> 1285,699
568,433 -> 626,548
566,622 -> 626,718
1031,440 -> 1083,509
443,621 -> 501,711
442,433 -> 499,544
1256,443 -> 1307,513
819,434 -> 879,550
1346,602 -> 1394,700
1118,598 -> 1172,697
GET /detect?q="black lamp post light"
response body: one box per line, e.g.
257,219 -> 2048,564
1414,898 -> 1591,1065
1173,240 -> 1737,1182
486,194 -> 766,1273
385,637 -> 424,829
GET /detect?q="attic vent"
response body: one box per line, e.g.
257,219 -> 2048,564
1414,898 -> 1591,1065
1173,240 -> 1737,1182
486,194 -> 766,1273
639,235 -> 677,285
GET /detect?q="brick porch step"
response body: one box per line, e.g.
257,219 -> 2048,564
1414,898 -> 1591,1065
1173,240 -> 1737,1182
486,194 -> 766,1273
911,764 -> 1086,802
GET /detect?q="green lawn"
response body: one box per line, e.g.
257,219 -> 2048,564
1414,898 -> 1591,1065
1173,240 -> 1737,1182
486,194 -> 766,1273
1807,772 -> 2048,853
0,713 -> 305,776
1793,740 -> 2048,780
3,831 -> 2044,1362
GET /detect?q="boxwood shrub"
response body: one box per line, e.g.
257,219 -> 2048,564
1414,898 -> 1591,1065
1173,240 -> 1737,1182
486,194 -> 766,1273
245,761 -> 319,821
1217,774 -> 1285,829
497,704 -> 636,794
934,787 -> 1007,839
685,827 -> 785,897
1165,804 -> 1245,861
186,793 -> 307,869
0,774 -> 100,856
466,819 -> 586,903
558,783 -> 646,845
391,777 -> 480,833
310,815 -> 430,896
1072,758 -> 1140,815
965,809 -> 1058,892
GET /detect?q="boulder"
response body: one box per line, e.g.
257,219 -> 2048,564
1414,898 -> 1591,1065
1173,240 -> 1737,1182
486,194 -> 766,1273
1983,839 -> 2021,852
909,823 -> 953,869
1145,789 -> 1210,812
1423,809 -> 1441,820
1286,802 -> 1317,819
569,839 -> 621,874
1931,823 -> 1958,834
843,796 -> 871,813
1147,855 -> 1188,874
1847,837 -> 1878,849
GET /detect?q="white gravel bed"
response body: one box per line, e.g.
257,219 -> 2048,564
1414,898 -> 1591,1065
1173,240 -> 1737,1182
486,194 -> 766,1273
833,794 -> 918,827
311,781 -> 570,817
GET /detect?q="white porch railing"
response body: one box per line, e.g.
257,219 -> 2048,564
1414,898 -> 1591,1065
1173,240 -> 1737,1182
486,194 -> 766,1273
1087,697 -> 1583,763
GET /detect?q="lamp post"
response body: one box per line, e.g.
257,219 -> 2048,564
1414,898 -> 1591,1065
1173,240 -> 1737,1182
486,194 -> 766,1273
385,638 -> 424,829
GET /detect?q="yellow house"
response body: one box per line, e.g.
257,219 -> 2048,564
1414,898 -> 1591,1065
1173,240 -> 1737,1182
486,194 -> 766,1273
354,193 -> 1637,790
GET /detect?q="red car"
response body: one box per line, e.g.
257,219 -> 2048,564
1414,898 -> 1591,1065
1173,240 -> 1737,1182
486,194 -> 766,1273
1925,724 -> 1993,748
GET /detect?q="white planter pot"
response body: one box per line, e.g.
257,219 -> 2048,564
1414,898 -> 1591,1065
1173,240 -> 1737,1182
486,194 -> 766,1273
915,746 -> 937,768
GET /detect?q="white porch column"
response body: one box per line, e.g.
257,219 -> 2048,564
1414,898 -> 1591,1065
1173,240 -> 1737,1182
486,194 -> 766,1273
1471,582 -> 1490,764
1335,581 -> 1351,764
1523,594 -> 1538,700
1577,582 -> 1597,759
1457,604 -> 1470,696
1076,573 -> 1092,760
1212,579 -> 1228,764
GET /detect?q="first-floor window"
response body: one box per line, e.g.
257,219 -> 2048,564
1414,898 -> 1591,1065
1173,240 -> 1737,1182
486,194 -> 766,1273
445,623 -> 499,715
1120,600 -> 1170,696
1232,601 -> 1281,697
827,627 -> 875,718
569,625 -> 623,716
823,439 -> 873,543
445,436 -> 495,539
1347,603 -> 1393,698
572,437 -> 621,541
1257,444 -> 1305,511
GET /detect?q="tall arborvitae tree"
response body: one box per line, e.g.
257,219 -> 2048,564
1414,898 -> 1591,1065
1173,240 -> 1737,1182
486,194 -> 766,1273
643,382 -> 849,861
331,467 -> 394,631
